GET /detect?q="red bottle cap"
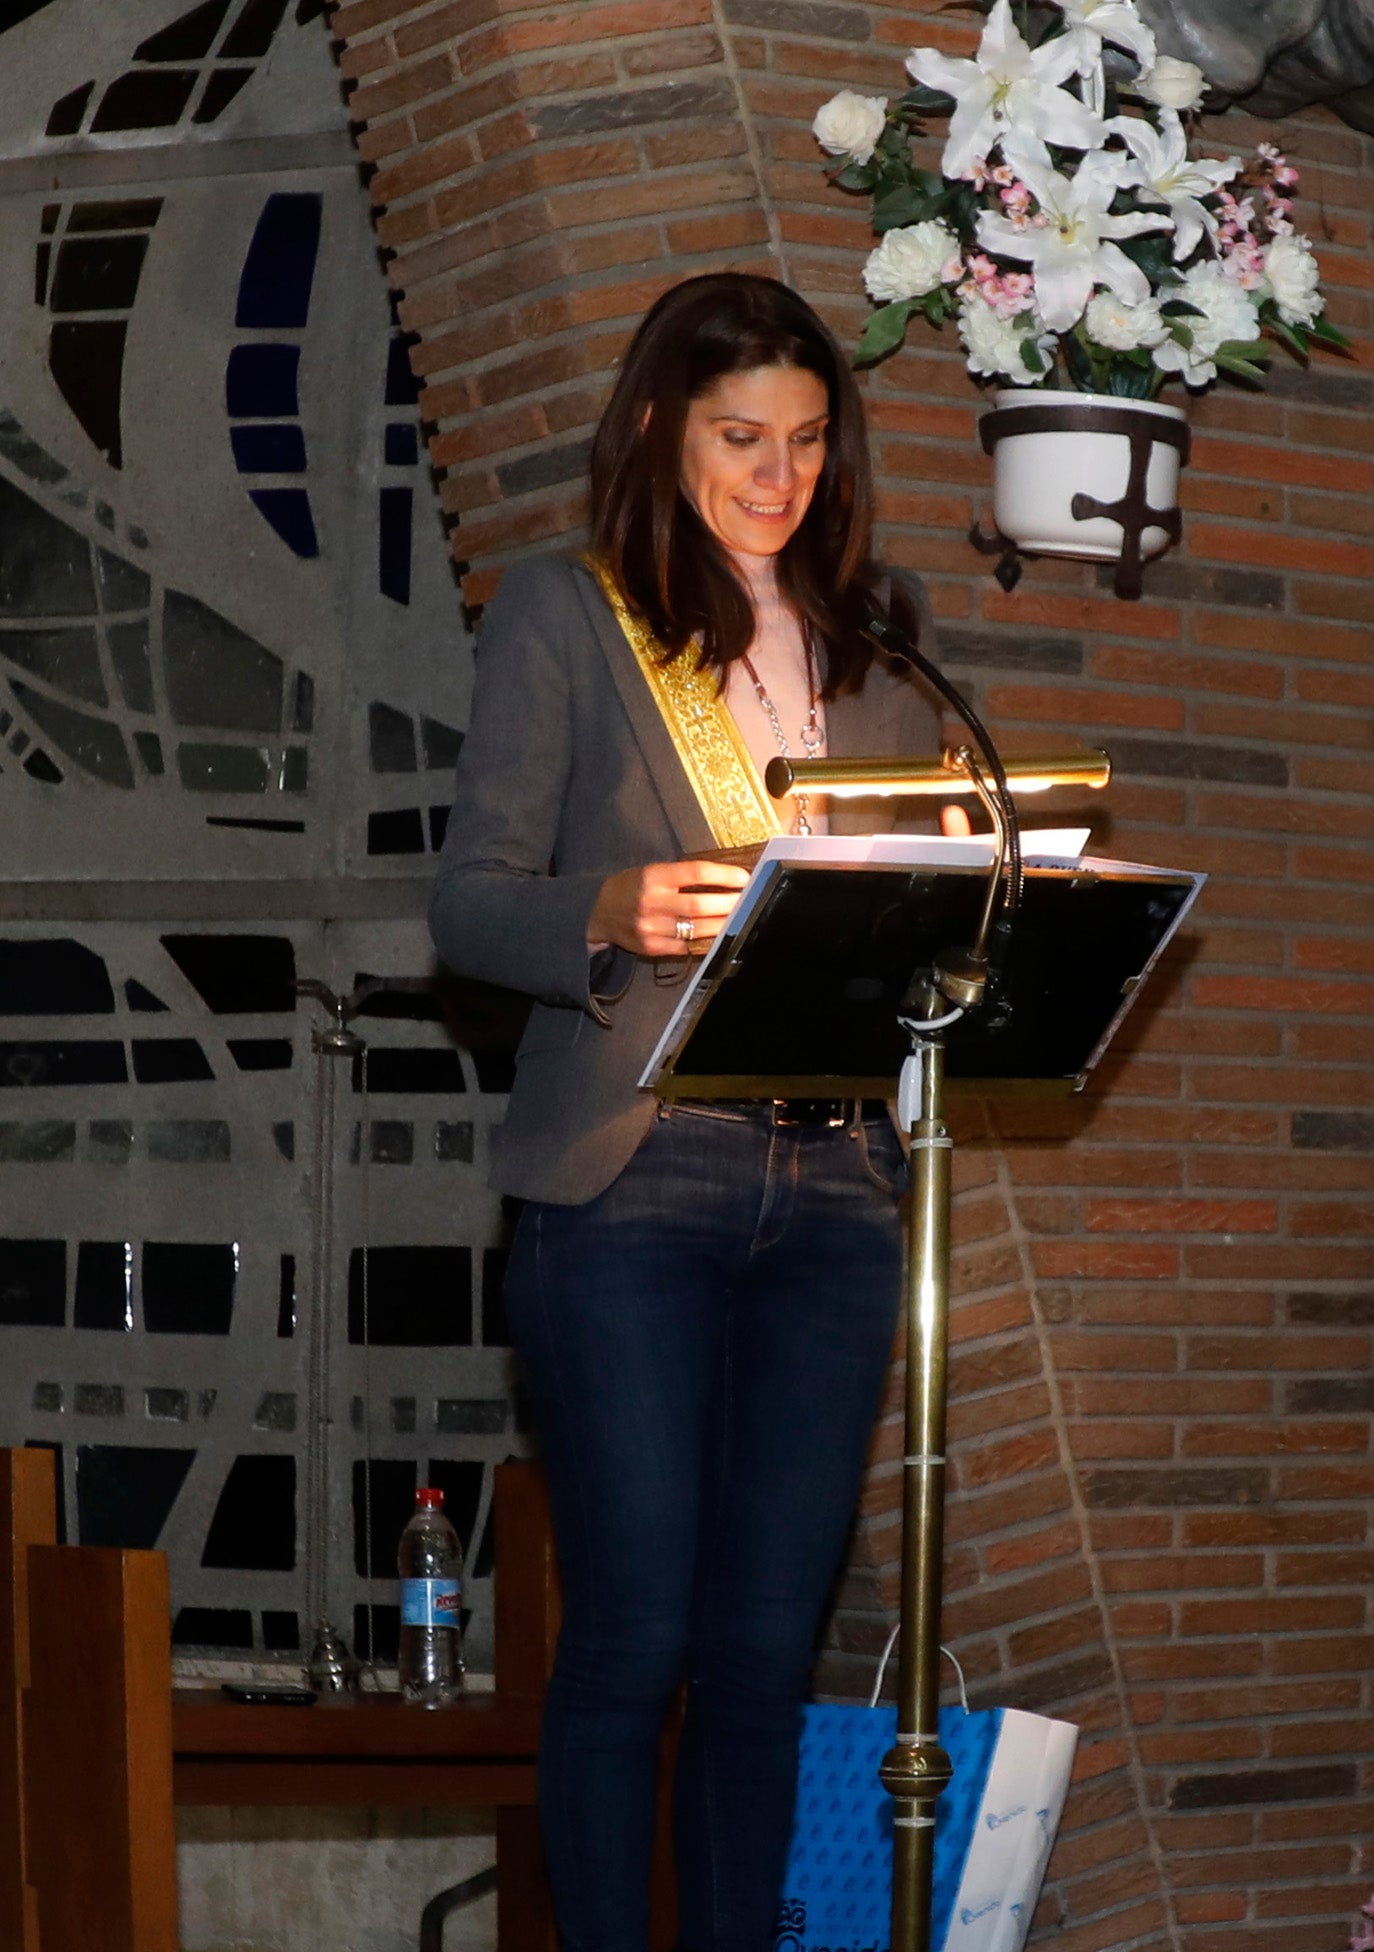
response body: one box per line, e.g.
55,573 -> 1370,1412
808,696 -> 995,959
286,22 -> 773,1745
416,1487 -> 443,1508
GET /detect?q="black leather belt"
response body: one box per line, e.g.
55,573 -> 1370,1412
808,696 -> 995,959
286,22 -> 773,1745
770,1097 -> 885,1127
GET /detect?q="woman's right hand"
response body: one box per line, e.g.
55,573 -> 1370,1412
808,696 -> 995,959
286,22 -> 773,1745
589,861 -> 750,959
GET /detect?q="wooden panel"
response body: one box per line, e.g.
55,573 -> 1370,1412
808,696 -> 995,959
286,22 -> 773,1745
493,1461 -> 560,1698
172,1688 -> 541,1757
0,1449 -> 56,1952
25,1547 -> 177,1952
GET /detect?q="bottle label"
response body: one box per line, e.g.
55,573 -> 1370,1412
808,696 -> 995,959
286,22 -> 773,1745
400,1578 -> 462,1628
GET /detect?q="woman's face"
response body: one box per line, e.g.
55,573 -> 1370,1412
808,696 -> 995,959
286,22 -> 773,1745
677,364 -> 829,558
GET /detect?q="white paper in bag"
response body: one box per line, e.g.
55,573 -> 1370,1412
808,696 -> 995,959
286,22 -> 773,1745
941,1709 -> 1078,1952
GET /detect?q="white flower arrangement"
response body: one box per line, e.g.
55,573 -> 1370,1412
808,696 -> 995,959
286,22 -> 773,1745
812,0 -> 1348,393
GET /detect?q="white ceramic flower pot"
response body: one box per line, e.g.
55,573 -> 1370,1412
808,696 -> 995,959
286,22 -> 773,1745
986,389 -> 1188,564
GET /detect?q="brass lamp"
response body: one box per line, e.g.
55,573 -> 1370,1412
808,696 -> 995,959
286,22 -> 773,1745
767,744 -> 1110,1952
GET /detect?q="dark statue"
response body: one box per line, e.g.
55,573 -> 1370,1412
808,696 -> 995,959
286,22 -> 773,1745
1138,0 -> 1374,132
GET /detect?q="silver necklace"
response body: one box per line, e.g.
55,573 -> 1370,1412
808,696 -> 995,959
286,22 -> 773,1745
741,642 -> 824,835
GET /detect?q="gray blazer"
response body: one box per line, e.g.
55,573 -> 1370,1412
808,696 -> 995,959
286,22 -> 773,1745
428,555 -> 941,1204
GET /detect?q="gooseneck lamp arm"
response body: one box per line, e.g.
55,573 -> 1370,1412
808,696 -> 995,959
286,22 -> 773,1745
860,602 -> 1026,929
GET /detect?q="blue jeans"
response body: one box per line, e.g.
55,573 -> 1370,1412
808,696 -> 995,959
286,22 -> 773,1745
503,1101 -> 906,1952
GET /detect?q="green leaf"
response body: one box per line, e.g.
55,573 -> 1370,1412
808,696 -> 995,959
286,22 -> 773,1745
1310,313 -> 1353,351
1160,299 -> 1205,319
920,287 -> 953,328
1265,314 -> 1310,363
897,85 -> 955,116
1020,338 -> 1047,376
1107,360 -> 1156,399
1117,234 -> 1176,286
872,184 -> 941,232
853,300 -> 917,368
1169,323 -> 1194,351
1215,351 -> 1269,387
1215,339 -> 1271,366
830,161 -> 876,193
1062,330 -> 1095,391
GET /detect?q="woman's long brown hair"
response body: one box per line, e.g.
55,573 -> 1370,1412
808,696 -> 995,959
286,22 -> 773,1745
589,273 -> 897,699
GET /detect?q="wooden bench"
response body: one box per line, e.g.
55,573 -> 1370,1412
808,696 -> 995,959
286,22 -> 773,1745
4,1449 -> 679,1952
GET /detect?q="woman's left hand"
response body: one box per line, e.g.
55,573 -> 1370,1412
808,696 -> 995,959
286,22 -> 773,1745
588,860 -> 750,958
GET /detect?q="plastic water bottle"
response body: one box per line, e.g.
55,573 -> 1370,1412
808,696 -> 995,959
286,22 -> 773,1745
397,1487 -> 465,1705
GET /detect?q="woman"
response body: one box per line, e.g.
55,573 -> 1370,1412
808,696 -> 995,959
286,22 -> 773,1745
429,273 -> 942,1952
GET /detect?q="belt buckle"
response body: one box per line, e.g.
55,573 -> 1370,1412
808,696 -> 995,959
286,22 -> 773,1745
771,1098 -> 849,1129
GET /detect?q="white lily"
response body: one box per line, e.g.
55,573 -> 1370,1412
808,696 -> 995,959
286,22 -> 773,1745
977,132 -> 1172,333
907,0 -> 1104,183
1052,0 -> 1156,79
1112,108 -> 1239,261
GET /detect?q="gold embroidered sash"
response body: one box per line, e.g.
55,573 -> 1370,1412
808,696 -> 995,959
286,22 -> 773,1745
587,557 -> 783,850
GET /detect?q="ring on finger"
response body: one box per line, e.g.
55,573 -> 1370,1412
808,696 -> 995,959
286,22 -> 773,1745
674,917 -> 695,944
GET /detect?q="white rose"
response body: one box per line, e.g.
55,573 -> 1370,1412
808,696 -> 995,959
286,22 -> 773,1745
1133,54 -> 1207,111
1085,291 -> 1168,352
1261,233 -> 1324,328
1153,260 -> 1260,386
959,289 -> 1056,385
813,91 -> 888,165
863,221 -> 961,304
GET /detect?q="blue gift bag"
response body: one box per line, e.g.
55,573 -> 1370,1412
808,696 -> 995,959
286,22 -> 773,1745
777,1643 -> 1077,1952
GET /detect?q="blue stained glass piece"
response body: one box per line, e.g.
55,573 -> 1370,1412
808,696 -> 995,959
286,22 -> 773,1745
235,192 -> 322,330
230,423 -> 306,474
248,489 -> 318,558
225,342 -> 299,418
384,333 -> 420,406
378,486 -> 412,604
384,422 -> 418,467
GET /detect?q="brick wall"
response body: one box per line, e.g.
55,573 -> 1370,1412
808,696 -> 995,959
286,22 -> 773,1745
324,2 -> 1374,1944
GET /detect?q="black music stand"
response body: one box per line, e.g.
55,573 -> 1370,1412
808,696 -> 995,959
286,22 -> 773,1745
642,844 -> 1203,1951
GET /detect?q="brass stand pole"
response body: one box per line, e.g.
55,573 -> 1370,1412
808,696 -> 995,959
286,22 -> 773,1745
881,1033 -> 954,1951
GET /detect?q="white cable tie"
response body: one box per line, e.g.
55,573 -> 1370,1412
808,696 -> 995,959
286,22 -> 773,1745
906,1133 -> 954,1150
903,1452 -> 946,1466
893,1815 -> 937,1830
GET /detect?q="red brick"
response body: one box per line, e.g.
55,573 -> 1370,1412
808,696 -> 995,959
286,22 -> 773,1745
1082,1198 -> 1277,1235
